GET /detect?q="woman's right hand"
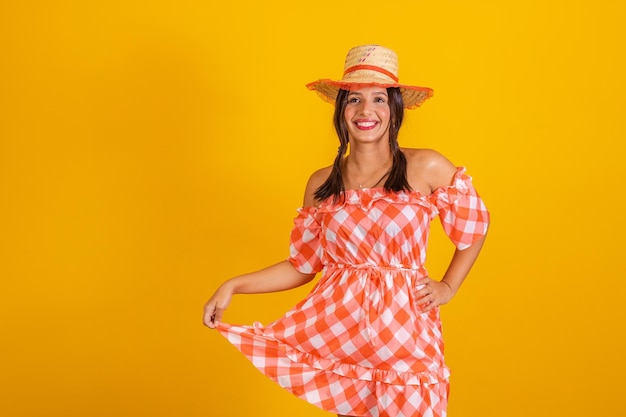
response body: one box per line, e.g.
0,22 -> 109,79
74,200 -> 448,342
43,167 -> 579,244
203,281 -> 235,329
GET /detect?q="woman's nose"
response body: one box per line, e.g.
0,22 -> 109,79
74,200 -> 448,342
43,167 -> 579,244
358,100 -> 373,114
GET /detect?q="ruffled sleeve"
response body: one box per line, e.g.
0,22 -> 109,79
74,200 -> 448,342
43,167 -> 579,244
430,167 -> 490,250
288,207 -> 324,274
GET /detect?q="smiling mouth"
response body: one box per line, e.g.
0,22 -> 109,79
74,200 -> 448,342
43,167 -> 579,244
355,121 -> 378,130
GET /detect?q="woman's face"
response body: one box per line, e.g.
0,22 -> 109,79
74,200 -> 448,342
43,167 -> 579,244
343,86 -> 391,144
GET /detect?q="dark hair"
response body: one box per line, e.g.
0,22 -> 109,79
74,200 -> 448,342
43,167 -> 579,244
313,87 -> 411,203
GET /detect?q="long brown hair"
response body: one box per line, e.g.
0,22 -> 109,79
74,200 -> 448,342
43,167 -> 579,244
313,87 -> 411,202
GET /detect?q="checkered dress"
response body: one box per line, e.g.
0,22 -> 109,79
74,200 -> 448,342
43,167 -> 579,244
217,167 -> 489,417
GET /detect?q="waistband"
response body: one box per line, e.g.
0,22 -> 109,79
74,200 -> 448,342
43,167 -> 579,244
325,263 -> 427,274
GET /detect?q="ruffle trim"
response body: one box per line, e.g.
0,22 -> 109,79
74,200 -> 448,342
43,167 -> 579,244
429,167 -> 473,210
295,167 -> 473,215
219,322 -> 450,387
281,341 -> 449,387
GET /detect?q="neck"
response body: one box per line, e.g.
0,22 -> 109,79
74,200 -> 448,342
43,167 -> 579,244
344,145 -> 393,189
347,143 -> 391,170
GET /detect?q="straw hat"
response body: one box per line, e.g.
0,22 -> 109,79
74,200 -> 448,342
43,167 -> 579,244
306,45 -> 433,109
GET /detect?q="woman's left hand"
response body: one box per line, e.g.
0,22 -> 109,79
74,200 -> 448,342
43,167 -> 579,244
414,277 -> 454,313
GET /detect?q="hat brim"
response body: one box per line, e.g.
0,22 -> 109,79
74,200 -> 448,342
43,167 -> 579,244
306,79 -> 433,110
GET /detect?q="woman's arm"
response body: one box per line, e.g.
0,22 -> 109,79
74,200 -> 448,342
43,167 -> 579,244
203,260 -> 315,328
406,148 -> 489,312
204,168 -> 331,328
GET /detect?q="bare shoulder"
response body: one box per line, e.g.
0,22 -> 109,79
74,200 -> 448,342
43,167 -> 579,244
402,148 -> 458,193
302,165 -> 333,207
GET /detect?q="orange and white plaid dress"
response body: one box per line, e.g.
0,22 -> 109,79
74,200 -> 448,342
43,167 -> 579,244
217,167 -> 489,417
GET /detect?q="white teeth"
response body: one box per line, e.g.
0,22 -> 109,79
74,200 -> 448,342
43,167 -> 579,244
356,121 -> 376,127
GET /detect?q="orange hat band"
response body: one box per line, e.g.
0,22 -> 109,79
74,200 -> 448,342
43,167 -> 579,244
342,65 -> 399,83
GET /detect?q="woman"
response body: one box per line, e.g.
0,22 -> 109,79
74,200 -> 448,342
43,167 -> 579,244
204,45 -> 490,417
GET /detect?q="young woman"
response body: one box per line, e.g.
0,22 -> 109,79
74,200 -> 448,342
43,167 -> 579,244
204,45 -> 490,417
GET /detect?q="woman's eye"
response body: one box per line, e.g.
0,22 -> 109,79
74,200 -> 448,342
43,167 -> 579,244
347,97 -> 359,104
375,97 -> 386,103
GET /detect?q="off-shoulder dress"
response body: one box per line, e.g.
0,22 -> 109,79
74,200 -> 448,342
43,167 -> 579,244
216,167 -> 490,417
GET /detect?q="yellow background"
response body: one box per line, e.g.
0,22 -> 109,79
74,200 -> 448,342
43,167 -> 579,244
1,1 -> 624,416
